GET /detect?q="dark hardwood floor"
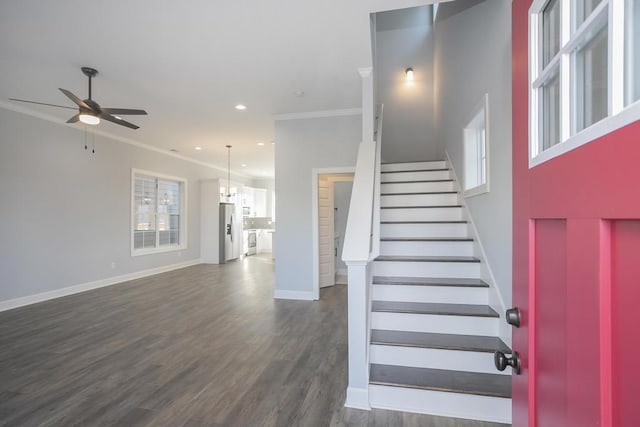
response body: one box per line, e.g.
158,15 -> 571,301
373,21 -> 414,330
0,255 -> 509,426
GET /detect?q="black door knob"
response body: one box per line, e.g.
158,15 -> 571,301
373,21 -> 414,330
494,351 -> 521,374
506,307 -> 521,327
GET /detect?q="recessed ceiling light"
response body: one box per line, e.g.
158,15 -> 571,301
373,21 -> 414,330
241,163 -> 247,167
169,148 -> 179,153
294,90 -> 305,97
195,146 -> 202,151
235,104 -> 247,110
257,142 -> 265,146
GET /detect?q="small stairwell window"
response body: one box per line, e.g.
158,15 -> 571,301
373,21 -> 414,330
463,94 -> 490,197
529,0 -> 640,166
132,169 -> 187,256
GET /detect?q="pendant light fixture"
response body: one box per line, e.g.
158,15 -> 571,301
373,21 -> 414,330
226,144 -> 232,200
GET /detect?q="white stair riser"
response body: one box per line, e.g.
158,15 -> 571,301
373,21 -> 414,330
381,207 -> 463,222
372,284 -> 488,305
381,170 -> 451,182
381,223 -> 469,238
381,181 -> 455,194
381,161 -> 447,172
373,261 -> 480,279
369,345 -> 510,375
381,193 -> 459,207
380,240 -> 474,257
369,385 -> 511,424
372,312 -> 498,336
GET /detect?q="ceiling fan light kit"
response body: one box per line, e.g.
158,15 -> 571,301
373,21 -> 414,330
9,66 -> 147,130
79,113 -> 100,125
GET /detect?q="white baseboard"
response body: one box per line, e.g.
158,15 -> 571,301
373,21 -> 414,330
344,387 -> 371,410
273,289 -> 315,301
0,259 -> 202,313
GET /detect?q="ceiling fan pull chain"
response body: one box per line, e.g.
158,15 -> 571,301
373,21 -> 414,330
84,126 -> 88,150
91,131 -> 95,154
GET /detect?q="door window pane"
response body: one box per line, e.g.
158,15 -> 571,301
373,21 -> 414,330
542,73 -> 561,150
576,0 -> 602,27
627,0 -> 640,105
543,0 -> 561,67
575,27 -> 608,132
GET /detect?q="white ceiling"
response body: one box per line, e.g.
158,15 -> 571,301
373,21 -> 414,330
0,0 -> 434,178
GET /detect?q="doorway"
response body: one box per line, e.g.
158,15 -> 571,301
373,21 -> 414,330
312,169 -> 354,300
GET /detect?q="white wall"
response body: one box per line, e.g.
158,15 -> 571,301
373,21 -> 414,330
433,0 -> 513,308
0,108 -> 251,305
375,5 -> 440,162
274,114 -> 361,298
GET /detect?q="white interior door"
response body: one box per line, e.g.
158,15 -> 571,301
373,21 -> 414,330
318,176 -> 335,288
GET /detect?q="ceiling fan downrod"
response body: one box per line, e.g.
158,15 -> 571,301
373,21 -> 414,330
81,67 -> 98,100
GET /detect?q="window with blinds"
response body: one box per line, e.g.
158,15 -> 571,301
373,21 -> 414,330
132,170 -> 186,254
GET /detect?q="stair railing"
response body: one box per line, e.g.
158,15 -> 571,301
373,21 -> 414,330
342,67 -> 382,410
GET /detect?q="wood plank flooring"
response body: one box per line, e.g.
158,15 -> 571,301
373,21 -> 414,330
0,255 -> 509,426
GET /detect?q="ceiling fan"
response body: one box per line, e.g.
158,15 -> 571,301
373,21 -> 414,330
9,67 -> 147,130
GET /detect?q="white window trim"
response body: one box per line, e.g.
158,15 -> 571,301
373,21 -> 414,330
529,0 -> 640,168
131,168 -> 188,257
464,93 -> 490,198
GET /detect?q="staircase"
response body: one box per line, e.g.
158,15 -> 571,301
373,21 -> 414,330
367,160 -> 512,424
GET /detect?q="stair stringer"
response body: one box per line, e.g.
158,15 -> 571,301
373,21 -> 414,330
445,151 -> 511,348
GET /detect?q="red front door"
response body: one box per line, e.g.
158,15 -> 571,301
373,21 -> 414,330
512,1 -> 640,426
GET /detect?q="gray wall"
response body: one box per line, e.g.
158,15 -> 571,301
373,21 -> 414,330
376,5 -> 440,162
0,108 -> 250,303
433,0 -> 512,307
274,114 -> 361,295
334,181 -> 353,273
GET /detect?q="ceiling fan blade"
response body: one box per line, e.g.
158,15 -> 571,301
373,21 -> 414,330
101,113 -> 140,130
66,114 -> 80,123
8,98 -> 78,110
102,108 -> 147,116
59,88 -> 90,109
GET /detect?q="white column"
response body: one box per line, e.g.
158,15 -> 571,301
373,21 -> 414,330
359,67 -> 374,144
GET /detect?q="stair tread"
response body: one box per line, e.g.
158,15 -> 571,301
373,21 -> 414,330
381,220 -> 467,224
375,255 -> 480,263
380,205 -> 463,209
381,179 -> 454,184
381,191 -> 458,196
380,237 -> 473,242
372,301 -> 499,317
371,330 -> 511,353
381,168 -> 449,173
372,276 -> 489,287
370,364 -> 512,398
382,160 -> 445,164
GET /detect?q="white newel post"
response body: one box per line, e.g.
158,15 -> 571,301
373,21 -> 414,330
342,67 -> 377,410
344,261 -> 371,410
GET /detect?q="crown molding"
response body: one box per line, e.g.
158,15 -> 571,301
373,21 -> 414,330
273,108 -> 362,121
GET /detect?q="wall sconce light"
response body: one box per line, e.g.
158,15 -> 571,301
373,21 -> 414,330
405,68 -> 415,82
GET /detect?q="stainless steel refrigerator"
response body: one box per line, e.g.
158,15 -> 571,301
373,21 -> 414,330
219,203 -> 237,263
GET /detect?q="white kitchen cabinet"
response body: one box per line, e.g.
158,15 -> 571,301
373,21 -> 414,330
254,188 -> 267,217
